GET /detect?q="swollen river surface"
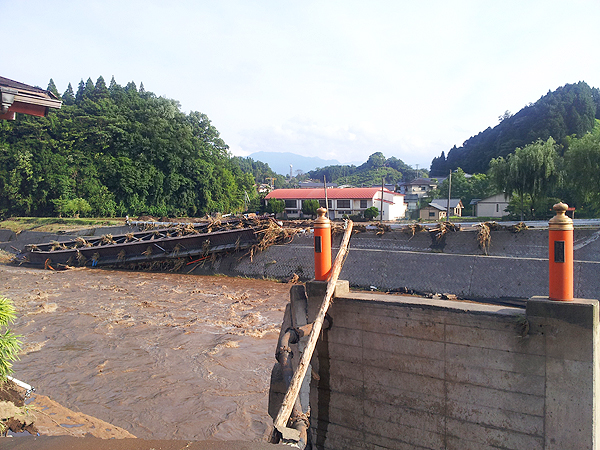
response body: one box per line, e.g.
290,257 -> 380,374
0,265 -> 291,441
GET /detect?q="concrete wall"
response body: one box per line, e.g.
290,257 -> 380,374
229,229 -> 600,300
3,226 -> 600,301
298,281 -> 599,450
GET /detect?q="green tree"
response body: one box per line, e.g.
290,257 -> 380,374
364,206 -> 379,220
62,83 -> 75,105
564,128 -> 600,216
430,169 -> 494,215
0,296 -> 21,380
489,138 -> 560,220
0,75 -> 264,218
47,79 -> 60,98
363,152 -> 386,170
302,199 -> 320,218
75,79 -> 85,102
266,198 -> 285,216
93,76 -> 109,100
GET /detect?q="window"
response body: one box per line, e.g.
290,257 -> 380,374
284,199 -> 297,209
337,199 -> 350,209
496,204 -> 499,212
318,199 -> 333,209
429,211 -> 435,217
360,199 -> 368,208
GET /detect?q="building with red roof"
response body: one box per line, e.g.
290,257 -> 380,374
265,187 -> 406,220
1,76 -> 62,120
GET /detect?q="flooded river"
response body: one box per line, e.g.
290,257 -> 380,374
0,264 -> 291,441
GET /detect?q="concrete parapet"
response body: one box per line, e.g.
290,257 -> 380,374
527,296 -> 600,450
300,280 -> 600,449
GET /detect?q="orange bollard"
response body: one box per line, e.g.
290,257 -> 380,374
548,202 -> 573,301
313,207 -> 332,281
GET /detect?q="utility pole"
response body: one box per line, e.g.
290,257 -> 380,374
380,177 -> 385,222
446,169 -> 452,220
324,175 -> 329,218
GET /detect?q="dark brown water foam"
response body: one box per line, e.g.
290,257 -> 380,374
0,265 -> 290,441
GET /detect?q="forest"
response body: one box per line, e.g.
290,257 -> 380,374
306,152 -> 427,186
0,76 -> 270,218
430,82 -> 600,175
3,76 -> 600,220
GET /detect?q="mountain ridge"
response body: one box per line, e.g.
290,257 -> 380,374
247,151 -> 343,175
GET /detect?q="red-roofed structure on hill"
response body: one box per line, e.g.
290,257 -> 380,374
0,76 -> 62,120
265,187 -> 406,220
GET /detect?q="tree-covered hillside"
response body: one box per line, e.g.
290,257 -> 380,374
430,82 -> 600,175
307,152 -> 426,186
0,77 -> 260,218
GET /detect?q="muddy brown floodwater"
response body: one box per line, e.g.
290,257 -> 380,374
0,264 -> 292,441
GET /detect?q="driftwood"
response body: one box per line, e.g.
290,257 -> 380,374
273,220 -> 354,439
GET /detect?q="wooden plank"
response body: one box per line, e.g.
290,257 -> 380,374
274,220 -> 354,435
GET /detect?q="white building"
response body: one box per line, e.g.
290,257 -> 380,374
265,187 -> 407,220
471,193 -> 510,218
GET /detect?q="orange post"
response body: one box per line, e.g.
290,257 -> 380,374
313,207 -> 332,281
548,202 -> 573,301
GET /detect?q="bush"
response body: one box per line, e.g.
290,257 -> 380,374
302,199 -> 320,218
0,296 -> 21,380
364,206 -> 379,220
53,198 -> 92,218
266,198 -> 285,215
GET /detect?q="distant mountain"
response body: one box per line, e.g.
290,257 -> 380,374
430,81 -> 600,175
247,151 -> 342,176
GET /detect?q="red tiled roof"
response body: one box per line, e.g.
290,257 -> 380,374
265,188 -> 401,200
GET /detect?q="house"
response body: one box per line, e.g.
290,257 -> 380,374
420,199 -> 464,220
265,187 -> 407,220
371,183 -> 397,192
419,203 -> 447,221
471,193 -> 510,218
403,194 -> 421,217
1,76 -> 62,120
299,181 -> 337,189
397,178 -> 438,197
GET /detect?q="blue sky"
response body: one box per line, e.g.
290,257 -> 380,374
5,0 -> 600,169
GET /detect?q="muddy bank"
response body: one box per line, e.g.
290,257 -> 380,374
0,265 -> 291,441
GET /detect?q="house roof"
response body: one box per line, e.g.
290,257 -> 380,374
426,203 -> 448,212
298,182 -> 338,188
429,199 -> 463,209
371,184 -> 397,190
265,187 -> 399,200
1,76 -> 62,120
398,177 -> 437,186
473,193 -> 510,204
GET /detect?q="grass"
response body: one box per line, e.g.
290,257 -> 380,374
0,250 -> 13,264
0,217 -> 125,234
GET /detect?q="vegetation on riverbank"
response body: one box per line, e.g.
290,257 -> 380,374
0,217 -> 124,233
0,77 -> 258,218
